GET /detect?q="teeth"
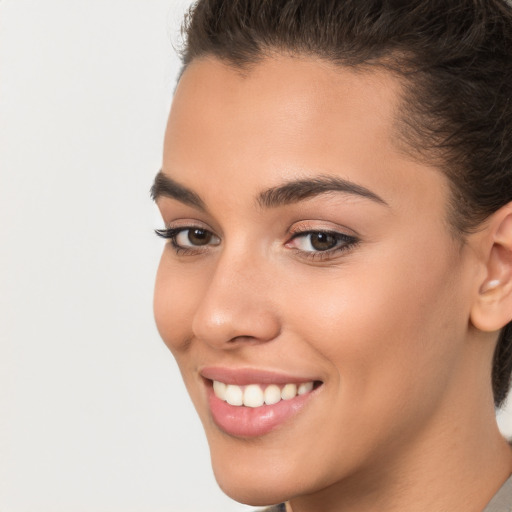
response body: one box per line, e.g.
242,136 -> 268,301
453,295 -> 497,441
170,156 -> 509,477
281,383 -> 297,400
298,381 -> 314,395
243,384 -> 265,407
213,380 -> 315,408
264,384 -> 281,405
225,384 -> 243,406
213,380 -> 227,401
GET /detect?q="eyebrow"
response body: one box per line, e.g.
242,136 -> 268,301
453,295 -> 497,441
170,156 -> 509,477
151,171 -> 388,210
257,175 -> 388,208
150,171 -> 206,211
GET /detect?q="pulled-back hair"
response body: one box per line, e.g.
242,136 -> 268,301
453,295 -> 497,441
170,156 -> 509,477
178,0 -> 512,407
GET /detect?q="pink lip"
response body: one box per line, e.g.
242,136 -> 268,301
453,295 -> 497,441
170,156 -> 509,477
201,366 -> 317,386
201,367 -> 322,438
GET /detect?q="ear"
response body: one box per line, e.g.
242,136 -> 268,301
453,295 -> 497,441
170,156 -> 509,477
470,203 -> 512,332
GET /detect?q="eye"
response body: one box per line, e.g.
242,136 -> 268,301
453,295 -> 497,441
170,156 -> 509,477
175,228 -> 217,247
287,230 -> 358,255
155,226 -> 220,252
292,232 -> 339,252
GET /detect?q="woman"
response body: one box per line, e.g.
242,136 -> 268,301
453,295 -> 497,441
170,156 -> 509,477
151,1 -> 512,510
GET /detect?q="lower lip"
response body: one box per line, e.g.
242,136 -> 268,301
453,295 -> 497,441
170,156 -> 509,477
207,385 -> 318,438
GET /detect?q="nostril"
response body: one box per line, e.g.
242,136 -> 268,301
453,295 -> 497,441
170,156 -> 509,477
227,334 -> 275,344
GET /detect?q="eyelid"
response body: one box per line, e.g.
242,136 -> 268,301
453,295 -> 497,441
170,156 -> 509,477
161,218 -> 214,231
286,230 -> 357,248
156,217 -> 219,236
288,220 -> 359,239
154,226 -> 218,240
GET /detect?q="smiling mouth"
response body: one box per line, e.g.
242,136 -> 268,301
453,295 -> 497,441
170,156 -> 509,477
203,374 -> 323,437
212,380 -> 321,408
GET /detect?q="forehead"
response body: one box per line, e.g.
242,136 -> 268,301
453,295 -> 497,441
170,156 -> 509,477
166,56 -> 400,163
163,55 -> 447,215
175,55 -> 400,119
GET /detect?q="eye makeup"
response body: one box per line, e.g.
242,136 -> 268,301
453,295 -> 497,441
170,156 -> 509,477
285,230 -> 359,261
155,224 -> 359,262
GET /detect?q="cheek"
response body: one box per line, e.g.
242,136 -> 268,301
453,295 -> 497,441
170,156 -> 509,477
153,252 -> 202,355
286,237 -> 468,418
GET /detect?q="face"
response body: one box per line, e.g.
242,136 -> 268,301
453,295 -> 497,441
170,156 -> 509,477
154,56 -> 480,506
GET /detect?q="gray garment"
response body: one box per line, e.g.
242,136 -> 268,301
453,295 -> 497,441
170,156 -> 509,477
259,475 -> 512,512
484,474 -> 512,512
257,505 -> 284,512
258,505 -> 284,512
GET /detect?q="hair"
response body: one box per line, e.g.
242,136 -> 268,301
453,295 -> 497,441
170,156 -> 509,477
178,0 -> 512,407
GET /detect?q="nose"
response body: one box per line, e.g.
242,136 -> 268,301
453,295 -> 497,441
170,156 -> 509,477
191,249 -> 281,348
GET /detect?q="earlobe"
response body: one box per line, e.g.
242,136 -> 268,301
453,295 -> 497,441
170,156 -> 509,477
470,205 -> 512,333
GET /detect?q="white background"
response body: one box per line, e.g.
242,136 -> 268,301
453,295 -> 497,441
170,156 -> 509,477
0,1 -> 252,511
1,1 -> 511,511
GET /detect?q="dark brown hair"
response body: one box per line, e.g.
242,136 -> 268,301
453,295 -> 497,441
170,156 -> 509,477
178,0 -> 512,406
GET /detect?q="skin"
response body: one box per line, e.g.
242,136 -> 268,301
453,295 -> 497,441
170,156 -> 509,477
153,56 -> 512,512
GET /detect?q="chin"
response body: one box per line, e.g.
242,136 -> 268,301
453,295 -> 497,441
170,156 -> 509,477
206,433 -> 298,506
212,463 -> 291,506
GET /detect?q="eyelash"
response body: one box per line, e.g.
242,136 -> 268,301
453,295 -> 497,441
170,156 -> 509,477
287,230 -> 359,261
154,227 -> 219,256
155,226 -> 359,260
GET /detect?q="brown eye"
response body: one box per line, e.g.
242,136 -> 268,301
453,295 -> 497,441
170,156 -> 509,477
308,232 -> 339,251
174,227 -> 220,248
187,228 -> 212,246
287,230 -> 358,257
154,226 -> 220,252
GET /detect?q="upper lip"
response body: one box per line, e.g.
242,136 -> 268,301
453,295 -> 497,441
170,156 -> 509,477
200,366 -> 321,386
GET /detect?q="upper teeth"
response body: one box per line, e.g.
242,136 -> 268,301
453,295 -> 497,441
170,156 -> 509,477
213,380 -> 314,408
